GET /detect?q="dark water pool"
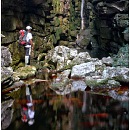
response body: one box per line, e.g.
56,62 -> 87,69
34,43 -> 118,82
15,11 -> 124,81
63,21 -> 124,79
6,83 -> 129,130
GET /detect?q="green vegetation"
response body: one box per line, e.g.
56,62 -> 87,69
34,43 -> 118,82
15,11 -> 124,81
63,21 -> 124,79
111,44 -> 129,67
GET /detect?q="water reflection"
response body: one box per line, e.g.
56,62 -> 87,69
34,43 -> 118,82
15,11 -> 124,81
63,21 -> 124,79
6,83 -> 128,130
16,84 -> 35,126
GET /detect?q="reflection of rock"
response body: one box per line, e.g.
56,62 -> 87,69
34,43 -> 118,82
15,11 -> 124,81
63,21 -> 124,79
108,90 -> 129,101
107,99 -> 128,128
51,70 -> 71,92
71,80 -> 87,92
1,99 -> 14,130
53,80 -> 87,95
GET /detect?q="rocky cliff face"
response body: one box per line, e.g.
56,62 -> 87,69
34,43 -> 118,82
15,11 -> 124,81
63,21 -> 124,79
1,0 -> 129,68
84,0 -> 129,53
2,0 -> 81,68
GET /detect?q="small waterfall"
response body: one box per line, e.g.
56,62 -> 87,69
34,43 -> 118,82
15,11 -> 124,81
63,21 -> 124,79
81,0 -> 85,30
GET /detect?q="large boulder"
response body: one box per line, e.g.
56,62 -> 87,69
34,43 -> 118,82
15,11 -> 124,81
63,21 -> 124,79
45,46 -> 78,70
71,60 -> 103,78
1,46 -> 13,87
102,67 -> 129,83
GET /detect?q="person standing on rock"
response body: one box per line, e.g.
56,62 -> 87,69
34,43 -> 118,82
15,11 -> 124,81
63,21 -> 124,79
25,26 -> 34,65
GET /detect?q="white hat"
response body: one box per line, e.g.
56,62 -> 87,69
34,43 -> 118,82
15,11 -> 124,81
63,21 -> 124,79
26,26 -> 32,30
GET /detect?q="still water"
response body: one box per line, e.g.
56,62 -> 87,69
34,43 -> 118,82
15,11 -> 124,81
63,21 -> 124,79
6,82 -> 128,130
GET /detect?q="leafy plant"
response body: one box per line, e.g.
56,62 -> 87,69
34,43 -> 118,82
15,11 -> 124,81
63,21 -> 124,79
111,44 -> 129,67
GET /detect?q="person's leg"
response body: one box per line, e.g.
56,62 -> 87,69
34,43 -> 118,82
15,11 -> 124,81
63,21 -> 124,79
26,85 -> 33,103
25,47 -> 30,65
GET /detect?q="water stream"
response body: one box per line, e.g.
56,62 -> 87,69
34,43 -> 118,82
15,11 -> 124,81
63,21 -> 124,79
5,81 -> 129,130
81,0 -> 85,30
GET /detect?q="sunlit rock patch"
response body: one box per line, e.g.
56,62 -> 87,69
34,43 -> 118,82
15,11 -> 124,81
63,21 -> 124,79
13,65 -> 37,81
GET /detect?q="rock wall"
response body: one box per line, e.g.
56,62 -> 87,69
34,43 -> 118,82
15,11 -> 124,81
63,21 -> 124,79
1,0 -> 129,68
82,0 -> 129,53
1,0 -> 81,69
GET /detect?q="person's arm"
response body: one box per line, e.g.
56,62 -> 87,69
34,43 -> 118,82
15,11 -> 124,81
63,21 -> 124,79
30,39 -> 34,57
28,33 -> 34,51
30,39 -> 34,50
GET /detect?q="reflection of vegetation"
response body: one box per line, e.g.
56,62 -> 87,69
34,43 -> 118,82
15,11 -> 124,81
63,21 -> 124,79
53,96 -> 62,111
7,87 -> 25,99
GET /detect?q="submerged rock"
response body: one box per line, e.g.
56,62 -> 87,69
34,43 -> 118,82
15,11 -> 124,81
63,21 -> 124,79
53,80 -> 87,95
51,69 -> 71,92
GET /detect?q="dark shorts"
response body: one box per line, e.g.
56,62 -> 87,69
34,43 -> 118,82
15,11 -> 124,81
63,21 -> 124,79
24,44 -> 31,56
25,47 -> 30,56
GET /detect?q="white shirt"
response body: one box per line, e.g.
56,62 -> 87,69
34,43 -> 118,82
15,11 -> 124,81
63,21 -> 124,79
26,32 -> 32,43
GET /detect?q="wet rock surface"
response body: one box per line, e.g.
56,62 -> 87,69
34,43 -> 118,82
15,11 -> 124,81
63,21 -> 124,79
1,99 -> 14,130
44,45 -> 129,93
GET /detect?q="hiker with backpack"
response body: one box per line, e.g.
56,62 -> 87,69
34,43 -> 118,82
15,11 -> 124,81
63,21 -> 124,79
19,26 -> 34,65
25,26 -> 34,65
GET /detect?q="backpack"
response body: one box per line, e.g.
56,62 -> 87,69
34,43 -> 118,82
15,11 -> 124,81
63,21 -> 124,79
19,30 -> 27,45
